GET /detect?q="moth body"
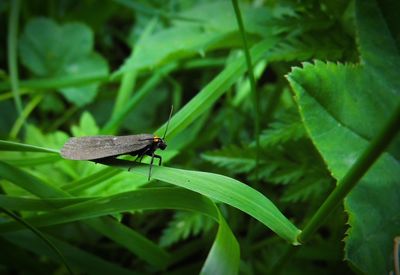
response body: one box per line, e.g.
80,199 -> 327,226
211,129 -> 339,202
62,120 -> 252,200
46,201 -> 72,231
61,134 -> 167,180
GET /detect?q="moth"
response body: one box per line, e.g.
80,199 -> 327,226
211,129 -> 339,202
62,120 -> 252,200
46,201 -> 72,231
61,107 -> 173,180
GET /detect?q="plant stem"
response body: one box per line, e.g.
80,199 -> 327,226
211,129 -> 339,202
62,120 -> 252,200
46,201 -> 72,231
7,0 -> 23,118
231,0 -> 260,181
299,101 -> 400,243
10,95 -> 43,139
101,63 -> 177,135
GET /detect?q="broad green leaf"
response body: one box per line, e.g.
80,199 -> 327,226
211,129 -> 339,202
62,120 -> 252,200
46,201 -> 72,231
19,18 -> 92,76
287,1 -> 400,273
59,53 -> 108,106
19,18 -> 109,106
289,61 -> 400,274
116,25 -> 229,74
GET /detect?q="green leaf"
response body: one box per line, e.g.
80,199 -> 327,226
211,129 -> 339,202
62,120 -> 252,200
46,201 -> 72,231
0,207 -> 73,274
0,187 -> 239,274
19,18 -> 109,106
117,25 -> 226,74
115,2 -> 276,76
98,161 -> 301,244
0,158 -> 240,274
0,160 -> 67,198
156,38 -> 278,140
19,18 -> 92,76
71,111 -> 100,137
289,61 -> 400,274
160,210 -> 214,247
0,159 -> 168,269
258,111 -> 306,147
59,53 -> 108,106
200,212 -> 239,275
202,145 -> 256,174
0,140 -> 59,154
287,0 -> 400,272
0,194 -> 91,210
3,231 -> 134,275
85,217 -> 171,269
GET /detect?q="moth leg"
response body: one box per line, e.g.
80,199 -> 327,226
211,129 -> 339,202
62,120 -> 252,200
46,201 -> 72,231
129,152 -> 147,171
129,154 -> 146,171
148,153 -> 155,181
148,154 -> 162,180
153,154 -> 162,166
134,154 -> 144,163
133,147 -> 152,163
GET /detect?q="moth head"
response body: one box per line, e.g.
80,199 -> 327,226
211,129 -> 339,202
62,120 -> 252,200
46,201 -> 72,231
154,136 -> 167,150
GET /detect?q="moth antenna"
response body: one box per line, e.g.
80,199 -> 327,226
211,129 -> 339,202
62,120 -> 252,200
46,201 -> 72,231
162,105 -> 173,139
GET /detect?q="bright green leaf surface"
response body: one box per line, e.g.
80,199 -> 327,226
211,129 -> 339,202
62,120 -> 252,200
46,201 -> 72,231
101,161 -> 301,244
201,213 -> 239,275
287,0 -> 400,273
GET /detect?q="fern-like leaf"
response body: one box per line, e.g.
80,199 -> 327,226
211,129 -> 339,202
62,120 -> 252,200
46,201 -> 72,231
259,111 -> 306,147
159,211 -> 214,247
201,145 -> 256,174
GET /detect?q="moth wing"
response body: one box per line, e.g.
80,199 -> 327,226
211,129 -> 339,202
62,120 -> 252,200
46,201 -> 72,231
60,134 -> 154,160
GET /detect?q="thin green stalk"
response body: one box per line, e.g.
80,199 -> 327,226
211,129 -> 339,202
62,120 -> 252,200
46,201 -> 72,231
299,102 -> 400,243
111,69 -> 137,120
101,63 -> 177,134
0,207 -> 74,275
0,88 -> 30,101
10,95 -> 43,139
47,105 -> 78,132
0,74 -> 109,92
231,0 -> 260,181
7,0 -> 23,117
